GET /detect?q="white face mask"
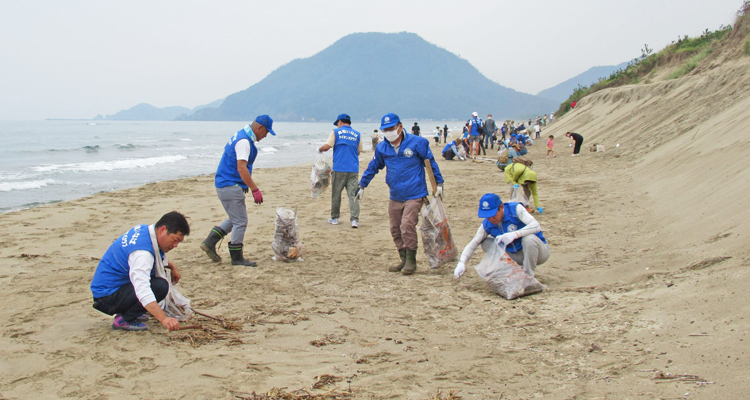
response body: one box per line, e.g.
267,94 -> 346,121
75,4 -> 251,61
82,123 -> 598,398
383,126 -> 401,142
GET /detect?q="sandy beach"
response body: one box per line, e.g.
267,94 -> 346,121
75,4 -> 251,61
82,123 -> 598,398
4,54 -> 750,398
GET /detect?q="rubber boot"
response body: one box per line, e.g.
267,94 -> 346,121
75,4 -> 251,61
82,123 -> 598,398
228,242 -> 257,267
388,250 -> 407,273
200,226 -> 227,262
401,249 -> 418,275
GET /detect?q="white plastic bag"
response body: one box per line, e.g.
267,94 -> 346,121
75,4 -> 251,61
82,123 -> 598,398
148,225 -> 193,321
419,196 -> 458,270
473,243 -> 546,300
310,153 -> 332,198
272,207 -> 303,262
509,184 -> 529,207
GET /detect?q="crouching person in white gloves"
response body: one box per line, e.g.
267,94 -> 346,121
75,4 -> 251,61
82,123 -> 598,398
454,193 -> 550,279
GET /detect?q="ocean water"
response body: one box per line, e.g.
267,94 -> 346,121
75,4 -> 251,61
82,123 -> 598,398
0,120 -> 398,213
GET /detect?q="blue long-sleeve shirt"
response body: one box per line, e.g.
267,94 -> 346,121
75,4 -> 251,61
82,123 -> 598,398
360,132 -> 444,202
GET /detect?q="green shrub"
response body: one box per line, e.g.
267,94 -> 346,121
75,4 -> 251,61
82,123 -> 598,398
744,38 -> 750,55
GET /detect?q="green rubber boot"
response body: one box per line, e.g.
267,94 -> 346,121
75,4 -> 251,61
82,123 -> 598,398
228,242 -> 257,267
388,250 -> 407,273
401,249 -> 418,275
200,226 -> 227,262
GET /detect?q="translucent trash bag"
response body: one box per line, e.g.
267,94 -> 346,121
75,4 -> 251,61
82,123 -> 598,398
311,153 -> 332,198
473,242 -> 546,300
509,184 -> 529,207
419,196 -> 458,270
272,207 -> 303,262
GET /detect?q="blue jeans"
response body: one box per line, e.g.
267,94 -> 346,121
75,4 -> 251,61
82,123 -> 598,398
93,277 -> 169,322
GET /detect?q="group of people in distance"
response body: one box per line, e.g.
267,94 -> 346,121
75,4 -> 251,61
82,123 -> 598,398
89,112 -> 556,332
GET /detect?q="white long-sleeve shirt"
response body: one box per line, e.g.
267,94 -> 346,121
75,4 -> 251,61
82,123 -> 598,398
458,204 -> 541,264
127,250 -> 165,307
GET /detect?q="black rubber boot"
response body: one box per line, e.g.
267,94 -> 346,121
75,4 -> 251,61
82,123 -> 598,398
228,242 -> 257,267
200,226 -> 227,262
401,249 -> 418,275
388,250 -> 407,273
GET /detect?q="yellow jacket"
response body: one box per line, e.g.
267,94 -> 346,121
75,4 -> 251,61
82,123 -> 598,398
504,163 -> 540,208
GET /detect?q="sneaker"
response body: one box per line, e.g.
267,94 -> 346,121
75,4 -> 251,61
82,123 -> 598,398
328,218 -> 339,225
112,315 -> 148,331
351,220 -> 359,228
114,313 -> 148,323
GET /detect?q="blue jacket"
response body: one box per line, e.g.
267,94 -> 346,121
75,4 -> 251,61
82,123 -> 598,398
360,132 -> 444,202
469,117 -> 482,136
481,202 -> 547,253
332,126 -> 361,173
90,225 -> 161,298
215,128 -> 258,189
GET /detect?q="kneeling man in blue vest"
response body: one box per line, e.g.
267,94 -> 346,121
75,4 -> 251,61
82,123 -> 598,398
90,211 -> 189,331
453,193 -> 550,280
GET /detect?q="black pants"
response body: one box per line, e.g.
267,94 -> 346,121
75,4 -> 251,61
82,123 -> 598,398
573,138 -> 584,154
478,137 -> 486,155
93,277 -> 169,322
443,149 -> 456,160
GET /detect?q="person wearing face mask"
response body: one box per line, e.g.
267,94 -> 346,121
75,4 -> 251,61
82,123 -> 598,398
356,113 -> 445,275
453,193 -> 549,280
200,115 -> 276,267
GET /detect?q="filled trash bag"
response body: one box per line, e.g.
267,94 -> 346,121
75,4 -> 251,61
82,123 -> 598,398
473,242 -> 545,300
420,196 -> 458,270
272,207 -> 303,262
311,153 -> 332,198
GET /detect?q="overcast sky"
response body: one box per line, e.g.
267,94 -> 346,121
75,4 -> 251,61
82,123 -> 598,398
0,0 -> 742,120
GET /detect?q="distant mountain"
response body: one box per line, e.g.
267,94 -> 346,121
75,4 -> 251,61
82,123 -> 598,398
537,62 -> 631,103
191,98 -> 224,113
191,32 -> 558,121
103,103 -> 191,121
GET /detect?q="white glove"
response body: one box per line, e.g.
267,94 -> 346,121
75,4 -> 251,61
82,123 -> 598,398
354,186 -> 364,201
495,232 -> 519,247
454,262 -> 466,279
435,183 -> 443,198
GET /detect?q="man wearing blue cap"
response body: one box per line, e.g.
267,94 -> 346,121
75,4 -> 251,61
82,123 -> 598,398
317,114 -> 363,228
453,193 -> 549,280
357,113 -> 444,275
200,115 -> 276,267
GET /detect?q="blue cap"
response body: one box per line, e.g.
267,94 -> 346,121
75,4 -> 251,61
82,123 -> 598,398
380,113 -> 401,130
334,113 -> 351,126
255,115 -> 276,136
478,193 -> 502,218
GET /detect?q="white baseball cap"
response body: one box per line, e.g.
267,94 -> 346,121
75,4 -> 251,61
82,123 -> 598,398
472,112 -> 478,117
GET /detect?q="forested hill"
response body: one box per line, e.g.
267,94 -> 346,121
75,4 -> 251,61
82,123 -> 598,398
191,32 -> 558,121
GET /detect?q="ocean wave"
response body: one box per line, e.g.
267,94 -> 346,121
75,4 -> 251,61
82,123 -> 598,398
114,143 -> 141,150
32,155 -> 188,173
0,179 -> 56,192
84,145 -> 100,153
259,146 -> 278,153
179,138 -> 192,141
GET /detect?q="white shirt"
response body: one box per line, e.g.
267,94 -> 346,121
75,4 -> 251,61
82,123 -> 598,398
458,204 -> 541,264
235,139 -> 251,161
128,250 -> 166,307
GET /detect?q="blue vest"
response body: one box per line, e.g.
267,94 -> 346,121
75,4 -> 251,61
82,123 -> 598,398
332,126 -> 361,173
90,225 -> 162,298
482,202 -> 547,254
469,118 -> 481,136
215,129 -> 258,188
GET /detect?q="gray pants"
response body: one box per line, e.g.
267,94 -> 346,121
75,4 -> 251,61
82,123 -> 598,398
481,235 -> 550,278
216,185 -> 248,244
330,171 -> 359,222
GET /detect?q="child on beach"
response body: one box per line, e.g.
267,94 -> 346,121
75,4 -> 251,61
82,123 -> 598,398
546,135 -> 556,158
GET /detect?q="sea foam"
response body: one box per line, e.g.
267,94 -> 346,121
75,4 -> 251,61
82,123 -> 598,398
32,155 -> 187,173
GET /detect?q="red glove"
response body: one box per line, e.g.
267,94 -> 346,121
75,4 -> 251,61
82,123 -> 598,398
252,188 -> 263,204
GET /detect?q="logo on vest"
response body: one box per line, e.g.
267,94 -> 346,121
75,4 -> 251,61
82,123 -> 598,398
507,224 -> 518,232
403,148 -> 414,157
